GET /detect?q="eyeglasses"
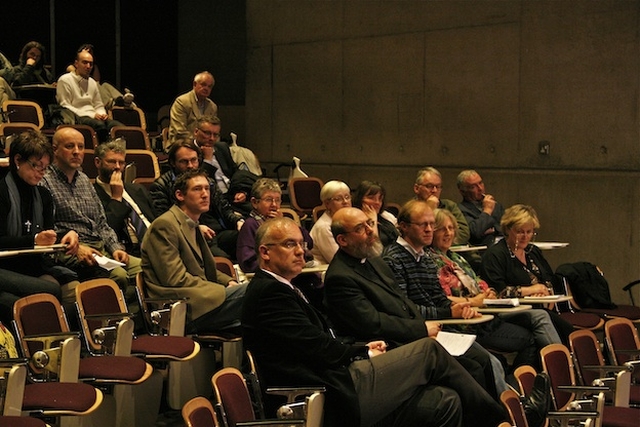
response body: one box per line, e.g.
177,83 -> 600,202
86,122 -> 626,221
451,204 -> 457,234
264,240 -> 305,250
26,160 -> 47,172
197,129 -> 220,138
329,194 -> 351,203
418,183 -> 442,191
258,197 -> 282,205
176,157 -> 199,166
515,229 -> 537,237
345,219 -> 375,235
434,225 -> 456,233
410,221 -> 435,229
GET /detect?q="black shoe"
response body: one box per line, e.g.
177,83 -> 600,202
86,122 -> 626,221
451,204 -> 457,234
523,372 -> 552,427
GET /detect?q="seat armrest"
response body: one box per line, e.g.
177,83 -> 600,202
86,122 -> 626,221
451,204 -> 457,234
266,386 -> 326,403
23,332 -> 80,349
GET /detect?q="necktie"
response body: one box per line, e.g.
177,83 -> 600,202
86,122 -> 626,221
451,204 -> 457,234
128,207 -> 147,240
291,285 -> 309,304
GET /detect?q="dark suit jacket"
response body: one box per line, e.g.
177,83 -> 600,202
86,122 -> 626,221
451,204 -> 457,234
94,182 -> 157,251
213,140 -> 237,179
241,269 -> 368,427
324,249 -> 428,347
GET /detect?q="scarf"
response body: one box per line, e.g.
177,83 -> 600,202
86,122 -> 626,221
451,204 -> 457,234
5,172 -> 44,237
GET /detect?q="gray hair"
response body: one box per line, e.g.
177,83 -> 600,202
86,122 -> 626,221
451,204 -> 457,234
95,138 -> 126,159
415,166 -> 441,185
456,169 -> 479,189
320,180 -> 350,202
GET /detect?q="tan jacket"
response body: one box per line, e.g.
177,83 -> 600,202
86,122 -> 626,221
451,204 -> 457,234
169,89 -> 218,140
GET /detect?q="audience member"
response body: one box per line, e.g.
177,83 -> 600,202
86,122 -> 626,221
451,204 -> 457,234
169,71 -> 217,141
480,204 -> 574,342
0,78 -> 15,122
0,130 -> 80,322
352,180 -> 398,247
242,216 -> 506,427
39,127 -> 141,292
3,41 -> 54,86
141,169 -> 245,333
323,207 -> 506,400
56,49 -> 123,141
309,180 -> 351,264
413,166 -> 469,244
93,140 -> 157,256
149,137 -> 244,258
428,207 -> 561,368
457,170 -> 505,247
194,115 -> 254,215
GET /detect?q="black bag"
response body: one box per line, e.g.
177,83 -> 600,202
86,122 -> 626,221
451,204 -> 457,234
523,372 -> 552,427
556,262 -> 616,309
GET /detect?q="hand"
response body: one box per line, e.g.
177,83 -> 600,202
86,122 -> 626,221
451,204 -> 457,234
425,321 -> 442,337
361,203 -> 378,221
200,145 -> 214,161
95,113 -> 108,121
470,293 -> 486,307
112,250 -> 129,265
524,284 -> 550,297
451,302 -> 472,318
366,341 -> 387,357
26,57 -> 37,66
233,192 -> 247,203
34,229 -> 57,246
227,280 -> 240,287
199,224 -> 216,240
76,244 -> 100,266
109,170 -> 124,201
60,230 -> 79,255
426,195 -> 439,210
484,288 -> 497,300
482,194 -> 496,215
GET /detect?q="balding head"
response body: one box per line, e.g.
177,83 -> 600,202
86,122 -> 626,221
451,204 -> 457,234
51,127 -> 85,177
331,207 -> 382,259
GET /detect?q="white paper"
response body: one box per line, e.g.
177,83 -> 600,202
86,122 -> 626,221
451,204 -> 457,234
93,254 -> 126,271
436,331 -> 476,356
484,298 -> 520,307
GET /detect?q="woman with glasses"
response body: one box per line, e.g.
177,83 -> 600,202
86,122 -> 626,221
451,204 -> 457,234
480,204 -> 574,341
352,180 -> 399,247
310,180 -> 352,264
0,130 -> 79,323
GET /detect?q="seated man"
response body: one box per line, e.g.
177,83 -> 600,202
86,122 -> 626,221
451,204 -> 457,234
149,137 -> 244,258
413,166 -> 469,245
39,127 -> 141,293
93,140 -> 158,256
242,217 -> 506,427
457,169 -> 505,247
169,71 -> 217,141
56,49 -> 123,142
141,169 -> 246,333
323,207 -> 506,400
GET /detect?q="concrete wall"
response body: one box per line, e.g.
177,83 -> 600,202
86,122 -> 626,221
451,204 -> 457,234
245,0 -> 640,304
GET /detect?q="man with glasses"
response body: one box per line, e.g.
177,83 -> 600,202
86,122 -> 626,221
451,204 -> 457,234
323,207 -> 505,401
457,169 -> 505,247
142,169 -> 245,333
150,137 -> 244,258
413,166 -> 470,245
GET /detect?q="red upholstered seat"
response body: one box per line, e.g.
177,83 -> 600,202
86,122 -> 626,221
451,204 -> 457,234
78,355 -> 149,382
583,305 -> 640,321
0,416 -> 47,427
23,382 -> 99,412
131,335 -> 197,359
558,312 -> 603,329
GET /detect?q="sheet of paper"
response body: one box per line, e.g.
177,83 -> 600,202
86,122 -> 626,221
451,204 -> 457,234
484,298 -> 520,307
93,254 -> 125,271
435,331 -> 476,357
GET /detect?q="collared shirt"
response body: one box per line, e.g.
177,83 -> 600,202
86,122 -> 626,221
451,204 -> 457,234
203,156 -> 231,193
397,236 -> 425,262
40,165 -> 123,254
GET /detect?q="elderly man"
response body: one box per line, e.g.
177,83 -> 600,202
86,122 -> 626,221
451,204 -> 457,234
142,169 -> 245,333
40,127 -> 141,291
323,206 -> 506,400
93,140 -> 158,256
149,137 -> 244,258
242,216 -> 505,427
56,49 -> 123,141
413,166 -> 469,245
457,169 -> 505,247
169,71 -> 217,141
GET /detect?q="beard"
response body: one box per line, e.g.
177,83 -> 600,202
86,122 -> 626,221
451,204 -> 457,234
350,235 -> 383,259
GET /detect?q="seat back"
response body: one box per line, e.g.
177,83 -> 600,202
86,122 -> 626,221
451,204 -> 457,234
212,368 -> 256,426
385,203 -> 401,218
214,257 -> 237,280
75,279 -> 129,353
513,365 -> 537,396
125,149 -> 160,181
540,344 -> 576,411
182,396 -> 218,427
312,205 -> 326,223
110,126 -> 151,150
57,124 -> 98,149
0,123 -> 40,153
604,317 -> 640,365
109,106 -> 147,130
288,177 -> 323,216
569,329 -> 605,386
157,104 -> 171,132
81,148 -> 98,181
1,100 -> 44,128
500,389 -> 529,427
279,208 -> 301,226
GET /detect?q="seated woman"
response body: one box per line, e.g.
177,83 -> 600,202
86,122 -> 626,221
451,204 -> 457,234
429,208 -> 562,368
480,204 -> 574,342
352,180 -> 398,247
0,130 -> 80,322
237,178 -> 321,306
4,41 -> 55,86
309,180 -> 352,264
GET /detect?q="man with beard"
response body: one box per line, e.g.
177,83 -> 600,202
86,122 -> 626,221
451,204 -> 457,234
323,207 -> 506,400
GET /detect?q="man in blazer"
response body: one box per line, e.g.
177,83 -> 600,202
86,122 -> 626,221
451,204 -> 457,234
141,169 -> 246,333
242,217 -> 505,427
93,140 -> 158,256
323,207 -> 505,400
169,71 -> 218,141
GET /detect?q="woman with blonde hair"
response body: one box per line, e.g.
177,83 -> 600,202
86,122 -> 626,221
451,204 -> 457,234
309,180 -> 352,264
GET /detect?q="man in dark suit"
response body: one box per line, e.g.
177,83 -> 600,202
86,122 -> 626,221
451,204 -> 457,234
323,207 -> 506,400
93,140 -> 157,256
242,217 -> 505,427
